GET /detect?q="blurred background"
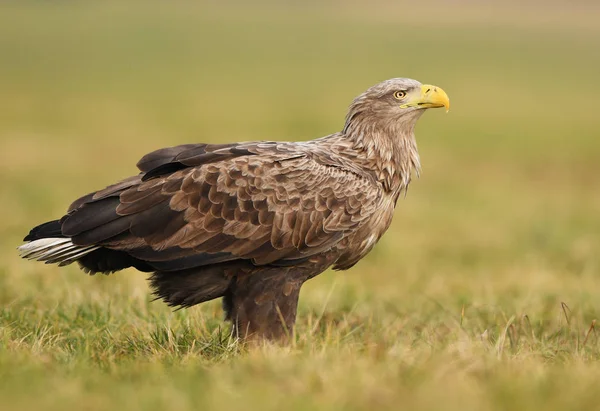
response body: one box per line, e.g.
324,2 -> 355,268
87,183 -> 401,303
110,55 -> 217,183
1,1 -> 600,409
2,0 -> 599,301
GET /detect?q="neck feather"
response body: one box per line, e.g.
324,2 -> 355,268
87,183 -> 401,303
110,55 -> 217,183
343,111 -> 422,195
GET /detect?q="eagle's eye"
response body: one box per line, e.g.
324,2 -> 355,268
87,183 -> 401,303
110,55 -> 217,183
393,90 -> 407,100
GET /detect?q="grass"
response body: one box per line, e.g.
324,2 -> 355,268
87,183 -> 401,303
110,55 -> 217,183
1,1 -> 600,410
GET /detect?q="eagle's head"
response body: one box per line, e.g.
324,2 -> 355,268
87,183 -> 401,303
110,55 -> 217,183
344,78 -> 450,132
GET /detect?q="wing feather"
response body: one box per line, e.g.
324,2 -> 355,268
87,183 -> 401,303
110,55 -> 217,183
63,144 -> 382,271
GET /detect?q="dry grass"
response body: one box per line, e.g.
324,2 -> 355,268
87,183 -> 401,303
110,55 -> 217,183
1,2 -> 600,410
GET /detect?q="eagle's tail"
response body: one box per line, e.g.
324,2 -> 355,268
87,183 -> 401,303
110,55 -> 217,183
18,220 -> 99,267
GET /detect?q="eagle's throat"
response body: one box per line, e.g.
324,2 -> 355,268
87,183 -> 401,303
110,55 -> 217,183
343,111 -> 422,196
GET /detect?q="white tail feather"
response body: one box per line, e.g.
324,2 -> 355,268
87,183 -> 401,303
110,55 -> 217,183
18,238 -> 99,266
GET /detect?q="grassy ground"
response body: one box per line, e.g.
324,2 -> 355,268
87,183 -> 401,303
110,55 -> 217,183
1,2 -> 600,410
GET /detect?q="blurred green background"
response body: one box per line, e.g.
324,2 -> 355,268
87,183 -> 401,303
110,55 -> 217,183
1,1 -> 600,411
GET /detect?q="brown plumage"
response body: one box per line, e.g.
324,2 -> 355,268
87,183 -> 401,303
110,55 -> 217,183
19,78 -> 449,341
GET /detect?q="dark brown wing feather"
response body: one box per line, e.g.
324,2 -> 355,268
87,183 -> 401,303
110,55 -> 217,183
136,143 -> 255,181
62,142 -> 381,271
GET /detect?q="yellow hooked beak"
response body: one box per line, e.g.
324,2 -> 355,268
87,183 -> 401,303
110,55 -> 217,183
400,84 -> 450,112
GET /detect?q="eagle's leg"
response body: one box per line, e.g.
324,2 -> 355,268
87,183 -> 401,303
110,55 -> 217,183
223,269 -> 307,342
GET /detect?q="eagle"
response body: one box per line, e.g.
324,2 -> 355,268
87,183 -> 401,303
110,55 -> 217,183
18,78 -> 449,341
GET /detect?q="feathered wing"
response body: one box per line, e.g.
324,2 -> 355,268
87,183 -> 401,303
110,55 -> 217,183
52,142 -> 382,273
